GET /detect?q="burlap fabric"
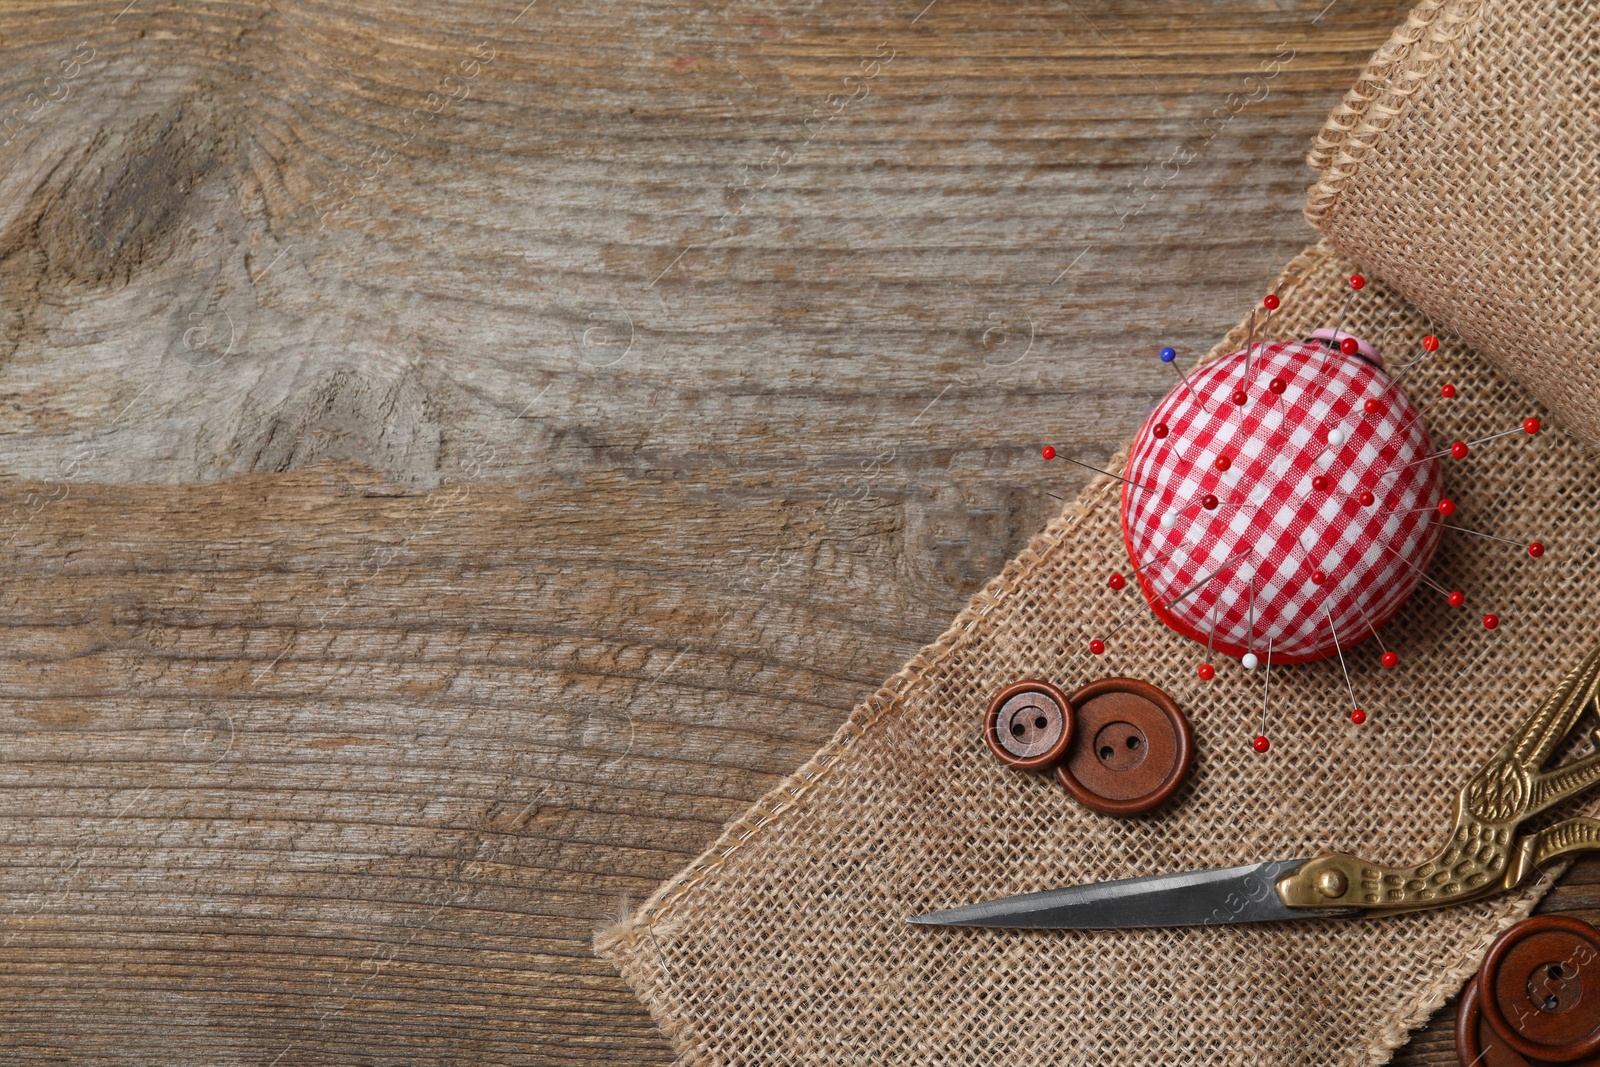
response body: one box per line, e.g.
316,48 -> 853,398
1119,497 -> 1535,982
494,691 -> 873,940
597,2 -> 1600,1062
1306,0 -> 1600,447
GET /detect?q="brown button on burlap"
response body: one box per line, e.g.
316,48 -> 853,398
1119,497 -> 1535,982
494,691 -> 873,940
1054,678 -> 1192,816
984,679 -> 1073,771
1456,978 -> 1544,1067
1465,915 -> 1600,1065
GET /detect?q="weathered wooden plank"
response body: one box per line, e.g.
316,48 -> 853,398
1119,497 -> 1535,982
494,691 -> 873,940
1,470 -> 884,1064
2,0 -> 1406,493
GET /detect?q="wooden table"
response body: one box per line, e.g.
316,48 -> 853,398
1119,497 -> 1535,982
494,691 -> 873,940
0,1 -> 1565,1062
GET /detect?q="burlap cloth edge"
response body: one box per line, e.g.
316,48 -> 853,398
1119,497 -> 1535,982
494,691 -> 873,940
594,438 -> 1111,1066
593,449 -> 1119,1065
595,238 -> 1569,1065
1303,0 -> 1486,227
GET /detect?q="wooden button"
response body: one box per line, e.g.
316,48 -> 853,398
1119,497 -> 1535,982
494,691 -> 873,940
1054,678 -> 1191,815
983,680 -> 1073,771
1479,915 -> 1600,1063
1456,977 -> 1550,1067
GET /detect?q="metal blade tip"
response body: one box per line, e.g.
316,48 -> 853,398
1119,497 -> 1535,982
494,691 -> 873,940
899,859 -> 1342,931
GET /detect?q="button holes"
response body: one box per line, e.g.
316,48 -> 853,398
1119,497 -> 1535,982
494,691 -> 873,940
1126,736 -> 1141,750
1099,746 -> 1115,761
1035,716 -> 1048,730
1010,722 -> 1026,738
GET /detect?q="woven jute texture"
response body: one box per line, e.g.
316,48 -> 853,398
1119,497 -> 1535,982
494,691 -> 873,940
1306,0 -> 1600,448
597,239 -> 1600,1064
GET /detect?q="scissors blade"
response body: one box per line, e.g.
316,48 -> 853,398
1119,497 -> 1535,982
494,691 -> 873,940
906,857 -> 1360,930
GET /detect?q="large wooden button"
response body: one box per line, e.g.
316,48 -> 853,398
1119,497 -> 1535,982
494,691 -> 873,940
984,680 -> 1073,771
1054,678 -> 1191,815
1479,915 -> 1600,1063
1456,977 -> 1549,1067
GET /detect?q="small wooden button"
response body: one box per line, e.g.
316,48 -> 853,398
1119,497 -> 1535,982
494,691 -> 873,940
1456,977 -> 1549,1067
984,680 -> 1073,771
1054,678 -> 1192,815
1479,915 -> 1600,1063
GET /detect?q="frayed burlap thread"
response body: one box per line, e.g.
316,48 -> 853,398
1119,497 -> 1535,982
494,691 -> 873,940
1307,0 -> 1600,449
596,239 -> 1600,1065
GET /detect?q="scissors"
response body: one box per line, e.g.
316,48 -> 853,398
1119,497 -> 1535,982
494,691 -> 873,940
909,644 -> 1600,931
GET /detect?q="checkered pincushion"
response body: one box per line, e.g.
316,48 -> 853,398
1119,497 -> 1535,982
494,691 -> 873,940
1120,339 -> 1441,664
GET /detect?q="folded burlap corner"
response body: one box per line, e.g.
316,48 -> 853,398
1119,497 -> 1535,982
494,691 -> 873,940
1306,0 -> 1600,450
598,2 -> 1600,1063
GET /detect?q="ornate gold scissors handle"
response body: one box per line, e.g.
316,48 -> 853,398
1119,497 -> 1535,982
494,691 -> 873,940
1278,644 -> 1600,914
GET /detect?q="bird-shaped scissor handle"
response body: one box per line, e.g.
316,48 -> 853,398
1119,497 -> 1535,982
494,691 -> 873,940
1278,643 -> 1600,914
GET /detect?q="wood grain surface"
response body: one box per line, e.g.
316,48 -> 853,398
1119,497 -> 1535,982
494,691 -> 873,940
0,0 -> 1553,1063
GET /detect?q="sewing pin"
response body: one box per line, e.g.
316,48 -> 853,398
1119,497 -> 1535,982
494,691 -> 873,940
1234,309 -> 1258,409
1242,578 -> 1258,670
1387,384 -> 1455,438
1325,607 -> 1364,724
1199,597 -> 1219,680
1394,417 -> 1542,470
1253,635 -> 1274,753
1353,601 -> 1398,669
1365,329 -> 1443,413
1041,446 -> 1159,491
1159,345 -> 1199,401
1328,273 -> 1363,343
1374,536 -> 1461,604
1439,523 -> 1546,557
1086,590 -> 1170,657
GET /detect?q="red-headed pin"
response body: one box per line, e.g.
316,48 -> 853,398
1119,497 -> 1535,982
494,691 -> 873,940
1446,418 -> 1547,456
1350,709 -> 1367,725
1252,735 -> 1270,753
1108,573 -> 1126,590
1197,663 -> 1215,681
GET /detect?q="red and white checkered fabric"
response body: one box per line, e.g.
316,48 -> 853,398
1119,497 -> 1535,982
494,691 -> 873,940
1121,339 -> 1441,664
